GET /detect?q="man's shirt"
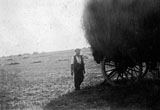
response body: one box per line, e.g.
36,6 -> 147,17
71,55 -> 82,64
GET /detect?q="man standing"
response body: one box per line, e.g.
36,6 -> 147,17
71,48 -> 85,90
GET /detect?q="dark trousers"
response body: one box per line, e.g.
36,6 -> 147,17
74,70 -> 84,90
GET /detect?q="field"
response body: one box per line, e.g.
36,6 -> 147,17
0,48 -> 160,110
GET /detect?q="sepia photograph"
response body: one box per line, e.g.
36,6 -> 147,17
0,0 -> 160,110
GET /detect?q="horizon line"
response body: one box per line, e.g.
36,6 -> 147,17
0,46 -> 91,58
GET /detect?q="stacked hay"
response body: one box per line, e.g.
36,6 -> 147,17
83,0 -> 160,63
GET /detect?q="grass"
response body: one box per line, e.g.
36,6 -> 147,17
0,69 -> 23,110
0,63 -> 102,110
1,69 -> 160,110
1,48 -> 160,110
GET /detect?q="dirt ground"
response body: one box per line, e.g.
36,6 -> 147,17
0,48 -> 160,110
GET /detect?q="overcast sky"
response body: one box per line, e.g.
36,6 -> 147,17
0,0 -> 88,56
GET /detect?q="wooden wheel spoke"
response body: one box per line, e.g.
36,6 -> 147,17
133,68 -> 139,76
128,68 -> 133,74
135,64 -> 140,69
126,69 -> 135,78
105,69 -> 115,73
108,70 -> 117,78
105,63 -> 115,67
119,72 -> 127,79
128,68 -> 139,76
116,73 -> 120,80
129,67 -> 139,73
124,72 -> 130,79
134,68 -> 139,72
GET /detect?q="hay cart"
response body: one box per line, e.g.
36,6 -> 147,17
83,0 -> 160,86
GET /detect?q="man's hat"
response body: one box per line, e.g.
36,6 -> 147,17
75,48 -> 81,52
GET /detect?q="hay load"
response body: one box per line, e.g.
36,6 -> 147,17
83,0 -> 160,64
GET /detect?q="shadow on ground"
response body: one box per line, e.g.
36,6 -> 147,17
44,79 -> 160,110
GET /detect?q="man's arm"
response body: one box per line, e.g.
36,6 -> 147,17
81,55 -> 85,74
71,64 -> 74,75
71,56 -> 74,75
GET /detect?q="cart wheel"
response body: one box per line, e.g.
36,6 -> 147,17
101,57 -> 148,86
